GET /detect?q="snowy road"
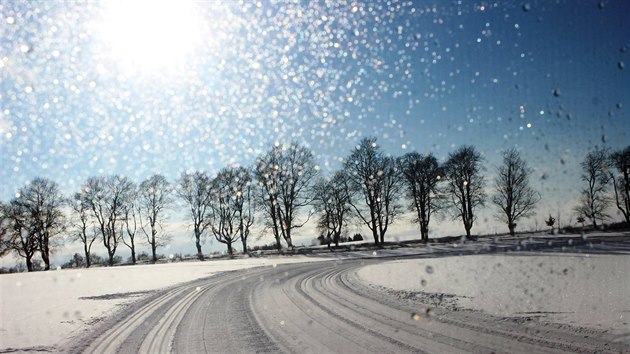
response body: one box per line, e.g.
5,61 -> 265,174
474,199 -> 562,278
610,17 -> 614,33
66,236 -> 629,354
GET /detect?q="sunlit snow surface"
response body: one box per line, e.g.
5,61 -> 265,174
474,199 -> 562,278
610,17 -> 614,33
0,255 -> 330,349
360,251 -> 630,335
1,1 -> 628,202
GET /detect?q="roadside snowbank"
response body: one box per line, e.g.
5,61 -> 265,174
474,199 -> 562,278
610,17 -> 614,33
0,256 -> 328,351
358,253 -> 630,334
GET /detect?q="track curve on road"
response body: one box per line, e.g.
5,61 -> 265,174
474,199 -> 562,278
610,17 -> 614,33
70,258 -> 625,354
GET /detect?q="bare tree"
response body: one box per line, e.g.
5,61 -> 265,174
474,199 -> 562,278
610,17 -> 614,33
574,147 -> 610,228
491,149 -> 540,236
344,137 -> 402,246
138,174 -> 173,263
255,146 -> 282,250
68,192 -> 98,268
443,145 -> 486,239
610,146 -> 630,224
313,171 -> 352,248
0,200 -> 38,271
120,186 -> 139,265
208,167 -> 255,257
14,178 -> 65,270
0,202 -> 9,257
398,152 -> 443,242
255,142 -> 318,249
82,175 -> 135,266
177,171 -> 212,260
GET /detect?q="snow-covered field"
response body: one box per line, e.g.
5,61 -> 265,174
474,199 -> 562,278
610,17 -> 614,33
2,234 -> 629,352
0,256 -> 329,351
358,252 -> 630,335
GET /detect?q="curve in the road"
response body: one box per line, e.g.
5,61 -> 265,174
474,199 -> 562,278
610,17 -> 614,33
71,258 -> 627,354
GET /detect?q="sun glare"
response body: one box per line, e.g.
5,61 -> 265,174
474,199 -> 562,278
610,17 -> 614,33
97,0 -> 203,73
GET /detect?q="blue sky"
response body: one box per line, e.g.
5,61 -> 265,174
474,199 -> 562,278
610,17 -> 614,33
1,0 -> 629,261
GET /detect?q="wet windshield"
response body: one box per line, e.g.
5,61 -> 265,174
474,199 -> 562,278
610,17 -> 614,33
1,1 -> 629,352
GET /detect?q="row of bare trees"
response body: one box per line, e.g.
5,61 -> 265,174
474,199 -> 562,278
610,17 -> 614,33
1,174 -> 173,270
2,139 -> 628,271
308,138 -> 539,246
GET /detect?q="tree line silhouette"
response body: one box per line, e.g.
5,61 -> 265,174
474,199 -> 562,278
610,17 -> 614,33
1,138 -> 628,271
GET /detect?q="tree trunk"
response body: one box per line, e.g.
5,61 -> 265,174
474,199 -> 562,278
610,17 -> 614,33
285,226 -> 294,250
26,256 -> 34,272
41,250 -> 51,271
84,242 -> 91,268
465,225 -> 472,239
370,217 -> 379,245
275,236 -> 282,250
151,229 -> 157,263
241,238 -> 248,254
108,252 -> 114,266
421,224 -> 429,242
195,235 -> 204,260
227,242 -> 233,258
130,246 -> 136,265
508,222 -> 516,236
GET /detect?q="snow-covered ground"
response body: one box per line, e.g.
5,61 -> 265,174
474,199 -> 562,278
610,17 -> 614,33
0,256 -> 329,351
358,252 -> 630,335
2,233 -> 629,351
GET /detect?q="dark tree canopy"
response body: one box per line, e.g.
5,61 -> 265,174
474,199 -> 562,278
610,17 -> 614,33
574,147 -> 610,228
313,171 -> 352,248
610,146 -> 630,224
0,202 -> 9,258
68,191 -> 98,268
0,178 -> 65,271
18,178 -> 65,270
120,190 -> 139,265
492,149 -> 540,236
443,145 -> 486,239
398,152 -> 442,242
82,175 -> 135,266
138,174 -> 173,263
208,167 -> 255,256
344,137 -> 402,246
177,171 -> 213,260
1,200 -> 39,271
255,142 -> 318,249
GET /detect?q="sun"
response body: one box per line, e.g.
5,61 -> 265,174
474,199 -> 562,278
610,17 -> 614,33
96,0 -> 204,73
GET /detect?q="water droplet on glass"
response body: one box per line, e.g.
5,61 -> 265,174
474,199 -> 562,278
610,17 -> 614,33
425,265 -> 434,274
411,313 -> 421,320
420,279 -> 427,287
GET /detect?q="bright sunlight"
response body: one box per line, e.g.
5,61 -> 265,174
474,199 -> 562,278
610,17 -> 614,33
96,0 -> 203,73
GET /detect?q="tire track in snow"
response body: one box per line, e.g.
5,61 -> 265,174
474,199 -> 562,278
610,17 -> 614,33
71,242 -> 628,354
138,285 -> 209,353
83,287 -> 185,354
